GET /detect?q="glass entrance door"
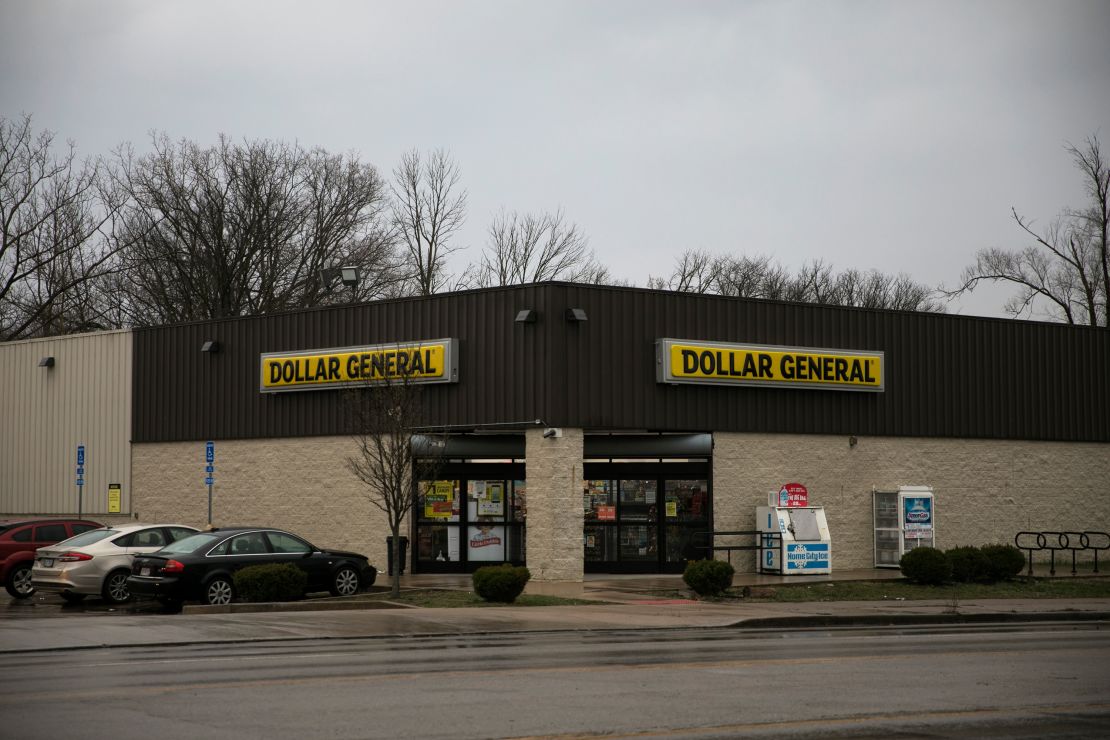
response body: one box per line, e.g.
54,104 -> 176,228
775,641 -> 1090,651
583,463 -> 710,573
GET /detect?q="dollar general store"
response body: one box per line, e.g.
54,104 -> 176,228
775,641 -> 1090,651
2,282 -> 1107,580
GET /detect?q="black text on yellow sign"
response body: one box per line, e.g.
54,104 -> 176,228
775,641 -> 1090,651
656,339 -> 883,391
260,339 -> 458,392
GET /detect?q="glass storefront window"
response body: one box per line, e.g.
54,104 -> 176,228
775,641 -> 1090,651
619,524 -> 657,561
468,480 -> 507,522
619,480 -> 657,523
664,480 -> 708,523
665,525 -> 707,563
417,524 -> 460,562
584,524 -> 618,562
511,480 -> 526,522
418,480 -> 460,522
584,480 -> 615,521
466,525 -> 506,561
414,472 -> 525,570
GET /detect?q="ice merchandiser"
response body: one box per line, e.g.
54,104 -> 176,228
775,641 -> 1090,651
756,485 -> 832,574
873,486 -> 935,567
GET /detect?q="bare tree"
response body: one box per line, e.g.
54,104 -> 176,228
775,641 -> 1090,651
391,149 -> 467,296
0,115 -> 124,340
949,135 -> 1109,326
654,249 -> 943,312
470,208 -> 608,287
109,133 -> 398,325
344,371 -> 445,598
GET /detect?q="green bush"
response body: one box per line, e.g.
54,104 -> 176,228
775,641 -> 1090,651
899,546 -> 951,585
682,559 -> 735,596
233,563 -> 307,602
946,545 -> 992,583
981,543 -> 1027,582
472,564 -> 532,603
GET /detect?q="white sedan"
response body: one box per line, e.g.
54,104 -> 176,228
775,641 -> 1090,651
31,523 -> 198,604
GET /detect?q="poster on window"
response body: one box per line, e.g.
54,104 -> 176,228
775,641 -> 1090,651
424,480 -> 455,519
467,525 -> 505,561
478,481 -> 504,516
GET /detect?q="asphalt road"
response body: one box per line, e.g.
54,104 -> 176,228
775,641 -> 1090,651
3,623 -> 1108,739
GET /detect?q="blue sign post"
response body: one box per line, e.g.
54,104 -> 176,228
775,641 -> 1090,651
76,445 -> 85,518
205,441 -> 215,526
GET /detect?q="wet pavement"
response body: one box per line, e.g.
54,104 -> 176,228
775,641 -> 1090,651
2,568 -> 1108,654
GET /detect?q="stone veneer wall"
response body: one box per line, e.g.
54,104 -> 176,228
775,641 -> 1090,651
133,432 -> 1110,577
524,427 -> 585,582
132,438 -> 393,571
712,433 -> 1110,571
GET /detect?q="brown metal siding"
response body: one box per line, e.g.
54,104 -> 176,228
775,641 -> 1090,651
549,284 -> 1108,441
133,285 -> 548,442
133,283 -> 1110,443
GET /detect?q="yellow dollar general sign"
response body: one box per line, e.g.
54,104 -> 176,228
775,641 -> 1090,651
260,339 -> 458,393
656,339 -> 883,392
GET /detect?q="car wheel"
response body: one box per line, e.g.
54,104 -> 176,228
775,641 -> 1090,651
330,566 -> 360,597
5,564 -> 34,598
205,577 -> 234,605
60,591 -> 88,603
102,569 -> 132,604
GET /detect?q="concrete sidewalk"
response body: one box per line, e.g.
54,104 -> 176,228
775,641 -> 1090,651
2,568 -> 1107,654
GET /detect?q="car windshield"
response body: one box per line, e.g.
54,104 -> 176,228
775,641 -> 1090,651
158,531 -> 224,555
54,529 -> 115,548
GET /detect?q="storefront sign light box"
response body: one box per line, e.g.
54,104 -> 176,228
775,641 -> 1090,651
260,339 -> 458,393
656,338 -> 884,392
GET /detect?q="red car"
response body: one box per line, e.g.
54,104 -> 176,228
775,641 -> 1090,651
1,519 -> 103,598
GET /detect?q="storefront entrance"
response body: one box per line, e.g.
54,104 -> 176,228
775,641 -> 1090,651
583,462 -> 711,573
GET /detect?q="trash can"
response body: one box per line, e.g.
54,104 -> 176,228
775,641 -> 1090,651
386,535 -> 409,576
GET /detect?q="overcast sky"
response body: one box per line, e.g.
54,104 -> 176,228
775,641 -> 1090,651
3,1 -> 1108,319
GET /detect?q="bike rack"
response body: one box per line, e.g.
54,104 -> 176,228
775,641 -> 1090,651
1015,531 -> 1047,577
1013,530 -> 1110,576
1085,531 -> 1110,574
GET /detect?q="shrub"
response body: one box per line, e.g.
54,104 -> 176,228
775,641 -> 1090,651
233,563 -> 307,602
981,543 -> 1027,582
683,559 -> 735,597
899,546 -> 951,585
946,545 -> 991,583
472,564 -> 531,603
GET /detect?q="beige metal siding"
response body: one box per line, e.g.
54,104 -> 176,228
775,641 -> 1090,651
0,330 -> 132,515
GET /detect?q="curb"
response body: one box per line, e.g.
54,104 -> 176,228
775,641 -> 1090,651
733,611 -> 1110,629
181,599 -> 416,615
3,610 -> 1106,655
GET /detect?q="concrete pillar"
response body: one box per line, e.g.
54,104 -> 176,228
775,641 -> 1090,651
525,427 -> 584,582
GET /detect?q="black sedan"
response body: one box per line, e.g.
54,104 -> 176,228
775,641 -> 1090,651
127,527 -> 377,606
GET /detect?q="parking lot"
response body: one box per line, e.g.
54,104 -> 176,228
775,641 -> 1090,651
1,590 -> 177,618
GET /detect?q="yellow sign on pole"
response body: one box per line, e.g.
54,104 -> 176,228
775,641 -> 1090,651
108,483 -> 122,513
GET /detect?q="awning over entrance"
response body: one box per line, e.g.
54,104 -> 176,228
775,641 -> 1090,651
411,434 -> 525,459
584,433 -> 712,458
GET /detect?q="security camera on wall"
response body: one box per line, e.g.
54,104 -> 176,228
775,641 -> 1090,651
543,428 -> 562,439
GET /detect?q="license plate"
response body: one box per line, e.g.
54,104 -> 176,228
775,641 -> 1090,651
41,558 -> 54,568
140,567 -> 151,576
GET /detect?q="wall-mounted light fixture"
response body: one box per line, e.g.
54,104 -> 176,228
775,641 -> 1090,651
849,435 -> 858,448
565,308 -> 588,322
38,356 -> 55,368
200,341 -> 220,354
321,265 -> 360,301
515,309 -> 538,324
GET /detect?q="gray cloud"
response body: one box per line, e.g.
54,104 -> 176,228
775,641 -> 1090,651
3,0 -> 1108,318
